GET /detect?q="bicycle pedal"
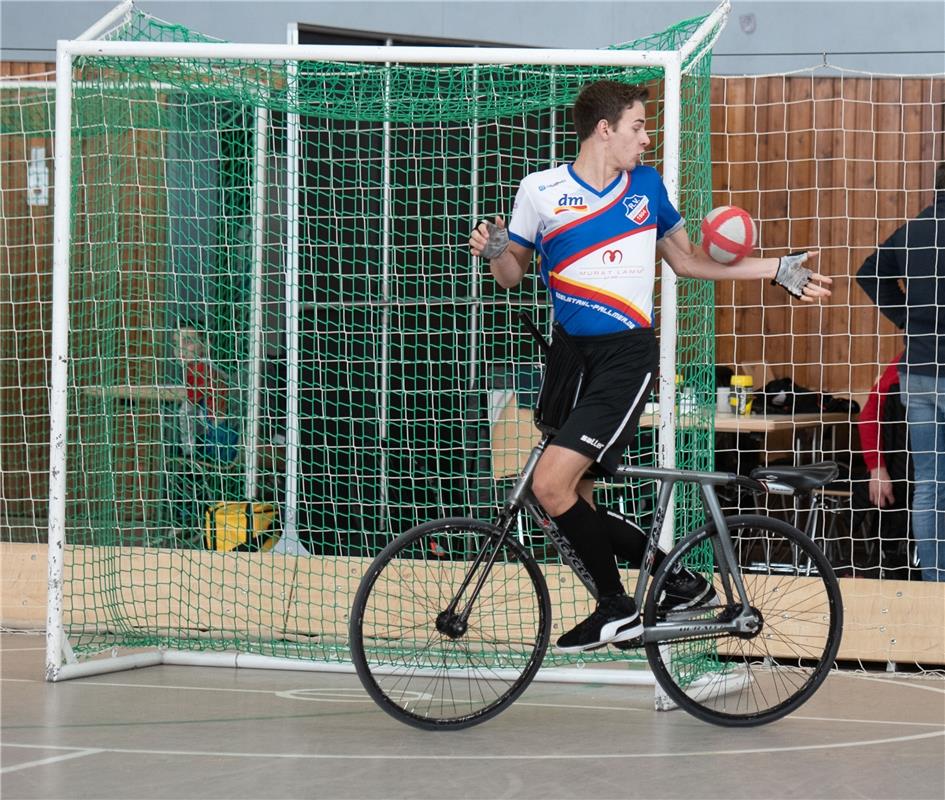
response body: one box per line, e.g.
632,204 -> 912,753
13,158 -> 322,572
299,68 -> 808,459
611,635 -> 643,651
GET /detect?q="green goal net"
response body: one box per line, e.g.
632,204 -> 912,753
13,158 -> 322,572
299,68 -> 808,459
47,6 -> 722,675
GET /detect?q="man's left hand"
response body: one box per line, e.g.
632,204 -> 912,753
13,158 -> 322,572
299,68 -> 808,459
774,251 -> 832,302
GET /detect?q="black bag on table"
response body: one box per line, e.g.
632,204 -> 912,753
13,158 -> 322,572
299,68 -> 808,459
756,377 -> 860,415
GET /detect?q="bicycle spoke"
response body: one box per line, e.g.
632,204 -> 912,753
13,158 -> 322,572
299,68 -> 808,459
645,515 -> 842,726
350,519 -> 550,729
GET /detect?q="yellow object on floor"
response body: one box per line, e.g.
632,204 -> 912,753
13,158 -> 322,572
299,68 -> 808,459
204,501 -> 280,552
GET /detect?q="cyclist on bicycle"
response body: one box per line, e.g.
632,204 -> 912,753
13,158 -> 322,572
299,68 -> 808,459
468,79 -> 832,653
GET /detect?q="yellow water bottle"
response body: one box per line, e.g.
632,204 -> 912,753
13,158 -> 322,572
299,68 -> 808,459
730,375 -> 753,416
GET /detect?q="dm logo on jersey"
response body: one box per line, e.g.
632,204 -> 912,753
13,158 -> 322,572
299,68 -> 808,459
554,192 -> 589,215
623,194 -> 650,224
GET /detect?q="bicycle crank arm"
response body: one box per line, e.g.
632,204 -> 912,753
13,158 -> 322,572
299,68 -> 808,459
643,609 -> 761,644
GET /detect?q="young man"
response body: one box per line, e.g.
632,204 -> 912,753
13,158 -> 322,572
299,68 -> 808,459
469,79 -> 832,652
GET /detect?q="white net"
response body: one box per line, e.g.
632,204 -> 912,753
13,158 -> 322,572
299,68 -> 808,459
712,65 -> 945,668
2,58 -> 943,670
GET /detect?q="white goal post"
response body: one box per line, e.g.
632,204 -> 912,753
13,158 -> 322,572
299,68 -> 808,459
46,2 -> 730,685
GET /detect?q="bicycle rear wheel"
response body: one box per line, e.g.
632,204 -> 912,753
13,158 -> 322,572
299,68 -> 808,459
643,514 -> 843,727
349,517 -> 552,730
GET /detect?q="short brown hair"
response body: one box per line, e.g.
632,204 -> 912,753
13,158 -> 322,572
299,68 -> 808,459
572,80 -> 649,142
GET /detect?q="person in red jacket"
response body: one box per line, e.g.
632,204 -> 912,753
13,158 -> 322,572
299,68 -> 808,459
178,327 -> 229,418
859,356 -> 905,509
176,326 -> 238,463
854,353 -> 914,578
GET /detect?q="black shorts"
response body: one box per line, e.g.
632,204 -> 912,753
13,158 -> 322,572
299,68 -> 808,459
551,328 -> 658,477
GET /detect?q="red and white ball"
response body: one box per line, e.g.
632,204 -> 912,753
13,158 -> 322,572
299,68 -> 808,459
700,205 -> 757,265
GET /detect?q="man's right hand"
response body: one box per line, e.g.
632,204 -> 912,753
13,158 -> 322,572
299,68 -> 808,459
469,216 -> 509,259
869,466 -> 896,508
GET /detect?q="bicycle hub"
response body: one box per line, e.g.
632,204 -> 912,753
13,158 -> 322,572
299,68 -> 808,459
435,611 -> 468,639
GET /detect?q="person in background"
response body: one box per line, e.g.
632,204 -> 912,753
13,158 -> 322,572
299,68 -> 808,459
855,352 -> 914,579
176,326 -> 239,464
856,163 -> 945,581
178,326 -> 229,420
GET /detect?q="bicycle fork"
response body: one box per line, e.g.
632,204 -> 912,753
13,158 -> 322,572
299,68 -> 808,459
433,518 -> 516,639
436,441 -> 599,637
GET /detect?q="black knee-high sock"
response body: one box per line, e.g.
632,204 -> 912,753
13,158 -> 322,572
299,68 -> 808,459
597,506 -> 666,572
552,497 -> 624,597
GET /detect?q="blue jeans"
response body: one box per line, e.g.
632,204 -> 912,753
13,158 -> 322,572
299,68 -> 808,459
899,369 -> 945,581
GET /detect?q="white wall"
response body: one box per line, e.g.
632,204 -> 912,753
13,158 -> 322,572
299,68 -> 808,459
2,0 -> 944,75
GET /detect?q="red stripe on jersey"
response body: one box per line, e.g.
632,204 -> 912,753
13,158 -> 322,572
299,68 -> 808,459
551,224 -> 657,275
542,172 -> 632,244
549,273 -> 650,327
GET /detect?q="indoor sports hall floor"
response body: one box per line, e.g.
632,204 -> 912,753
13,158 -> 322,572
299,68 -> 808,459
1,632 -> 943,800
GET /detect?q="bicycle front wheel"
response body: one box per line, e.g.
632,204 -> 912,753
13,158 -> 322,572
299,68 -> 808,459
644,514 -> 843,727
349,517 -> 552,730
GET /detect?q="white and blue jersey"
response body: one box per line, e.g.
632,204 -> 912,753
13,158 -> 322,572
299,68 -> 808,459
507,163 -> 684,336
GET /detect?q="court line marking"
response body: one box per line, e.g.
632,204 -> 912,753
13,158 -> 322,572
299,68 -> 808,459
0,647 -> 46,652
2,677 -> 942,730
839,672 -> 945,694
787,715 -> 940,728
523,703 -> 944,728
3,731 -> 942,761
2,675 -> 942,727
0,748 -> 103,774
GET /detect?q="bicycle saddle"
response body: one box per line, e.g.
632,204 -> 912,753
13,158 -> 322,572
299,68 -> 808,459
749,461 -> 839,492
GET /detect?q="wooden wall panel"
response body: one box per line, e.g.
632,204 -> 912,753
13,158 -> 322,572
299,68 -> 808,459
1,64 -> 55,526
5,543 -> 943,665
713,75 -> 945,401
2,65 -> 168,527
0,62 -> 55,78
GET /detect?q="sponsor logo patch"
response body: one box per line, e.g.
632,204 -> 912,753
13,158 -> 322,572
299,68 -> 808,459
554,192 -> 589,215
580,434 -> 604,450
554,204 -> 589,215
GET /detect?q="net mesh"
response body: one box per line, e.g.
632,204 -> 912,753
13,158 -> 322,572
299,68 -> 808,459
1,73 -> 55,550
11,7 -> 721,668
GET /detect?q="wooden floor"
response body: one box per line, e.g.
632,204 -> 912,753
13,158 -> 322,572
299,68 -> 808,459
1,633 -> 943,800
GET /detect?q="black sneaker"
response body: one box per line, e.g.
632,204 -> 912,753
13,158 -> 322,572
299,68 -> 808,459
610,571 -> 718,651
657,566 -> 719,614
555,593 -> 643,653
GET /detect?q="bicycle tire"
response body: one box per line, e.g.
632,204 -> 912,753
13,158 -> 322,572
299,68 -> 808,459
643,514 -> 843,727
349,517 -> 552,730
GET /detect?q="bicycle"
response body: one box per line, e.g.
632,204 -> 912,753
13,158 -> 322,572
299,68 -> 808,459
349,330 -> 844,730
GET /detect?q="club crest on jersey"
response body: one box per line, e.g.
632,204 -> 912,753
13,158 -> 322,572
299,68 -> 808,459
623,194 -> 650,224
